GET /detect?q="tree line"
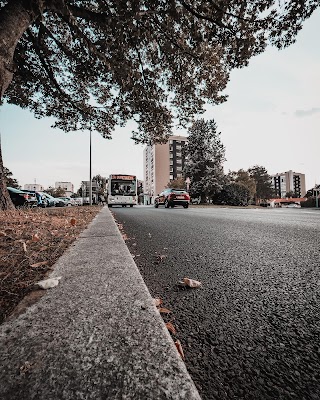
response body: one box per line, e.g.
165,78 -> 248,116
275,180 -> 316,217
168,118 -> 313,206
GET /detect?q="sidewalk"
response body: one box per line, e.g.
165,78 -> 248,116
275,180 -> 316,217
0,206 -> 200,400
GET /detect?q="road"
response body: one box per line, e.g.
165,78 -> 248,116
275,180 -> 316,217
111,205 -> 320,400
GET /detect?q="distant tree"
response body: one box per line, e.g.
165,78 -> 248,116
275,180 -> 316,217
212,182 -> 250,206
4,167 -> 20,189
248,165 -> 274,204
44,186 -> 66,197
92,174 -> 107,195
285,191 -> 298,198
305,184 -> 320,198
184,119 -> 226,202
167,177 -> 185,190
0,1 -> 318,210
228,169 -> 256,202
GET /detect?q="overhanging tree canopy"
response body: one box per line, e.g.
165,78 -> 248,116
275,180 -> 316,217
0,0 -> 318,209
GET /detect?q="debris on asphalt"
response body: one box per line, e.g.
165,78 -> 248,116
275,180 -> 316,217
166,322 -> 177,335
175,340 -> 185,360
153,298 -> 162,307
179,277 -> 202,288
159,307 -> 172,314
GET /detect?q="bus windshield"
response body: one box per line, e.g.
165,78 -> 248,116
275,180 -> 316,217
110,179 -> 136,196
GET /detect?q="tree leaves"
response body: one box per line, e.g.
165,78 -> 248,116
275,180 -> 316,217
3,1 -> 318,144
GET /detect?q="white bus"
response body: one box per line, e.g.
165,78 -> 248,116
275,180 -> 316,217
107,174 -> 137,207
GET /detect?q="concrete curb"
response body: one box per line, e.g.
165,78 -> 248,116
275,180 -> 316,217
0,206 -> 201,399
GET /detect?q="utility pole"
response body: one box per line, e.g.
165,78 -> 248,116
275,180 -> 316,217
89,127 -> 92,206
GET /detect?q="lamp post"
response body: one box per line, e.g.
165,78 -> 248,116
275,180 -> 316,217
89,126 -> 92,206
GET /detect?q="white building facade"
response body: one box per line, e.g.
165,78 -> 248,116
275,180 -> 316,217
24,183 -> 44,192
55,181 -> 74,196
270,170 -> 306,198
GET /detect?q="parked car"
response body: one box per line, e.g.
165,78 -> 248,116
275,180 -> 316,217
7,187 -> 38,208
285,203 -> 301,208
54,198 -> 67,207
21,190 -> 55,207
42,193 -> 57,207
154,188 -> 190,209
56,197 -> 73,206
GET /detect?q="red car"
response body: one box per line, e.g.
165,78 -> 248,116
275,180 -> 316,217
154,188 -> 190,209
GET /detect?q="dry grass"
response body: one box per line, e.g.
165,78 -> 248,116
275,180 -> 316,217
0,205 -> 102,324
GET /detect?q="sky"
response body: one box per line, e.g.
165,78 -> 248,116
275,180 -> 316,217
1,9 -> 319,193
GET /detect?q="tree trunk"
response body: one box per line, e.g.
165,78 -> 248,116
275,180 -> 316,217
0,141 -> 15,210
0,0 -> 42,210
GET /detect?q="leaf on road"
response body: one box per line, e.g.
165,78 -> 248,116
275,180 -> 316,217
159,307 -> 171,314
30,261 -> 49,268
175,340 -> 185,360
179,277 -> 202,288
153,298 -> 162,307
36,276 -> 62,289
166,322 -> 177,335
70,218 -> 76,226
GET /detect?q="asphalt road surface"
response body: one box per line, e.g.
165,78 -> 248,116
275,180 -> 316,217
111,205 -> 320,400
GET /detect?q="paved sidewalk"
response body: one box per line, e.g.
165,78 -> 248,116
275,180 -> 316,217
0,206 -> 200,400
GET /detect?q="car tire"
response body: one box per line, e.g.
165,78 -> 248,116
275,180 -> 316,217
164,199 -> 169,208
108,204 -> 112,208
154,202 -> 159,208
183,204 -> 189,209
130,205 -> 133,207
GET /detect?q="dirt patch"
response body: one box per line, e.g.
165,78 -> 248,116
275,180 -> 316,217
0,206 -> 102,324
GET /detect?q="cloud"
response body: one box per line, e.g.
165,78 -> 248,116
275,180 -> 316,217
294,107 -> 320,117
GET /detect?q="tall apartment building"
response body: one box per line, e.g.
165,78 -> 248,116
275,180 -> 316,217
143,135 -> 188,198
271,170 -> 306,198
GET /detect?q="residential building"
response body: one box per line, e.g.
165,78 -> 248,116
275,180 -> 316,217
55,181 -> 74,196
270,170 -> 306,198
143,135 -> 188,201
24,183 -> 44,192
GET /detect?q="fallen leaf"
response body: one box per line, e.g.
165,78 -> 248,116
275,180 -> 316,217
159,307 -> 171,314
22,241 -> 27,253
175,340 -> 185,360
36,276 -> 62,289
30,261 -> 49,268
180,277 -> 202,288
0,231 -> 7,237
166,322 -> 177,335
32,233 -> 40,242
153,298 -> 162,307
70,218 -> 76,226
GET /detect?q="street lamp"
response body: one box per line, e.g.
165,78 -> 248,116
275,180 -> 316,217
89,126 -> 92,206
